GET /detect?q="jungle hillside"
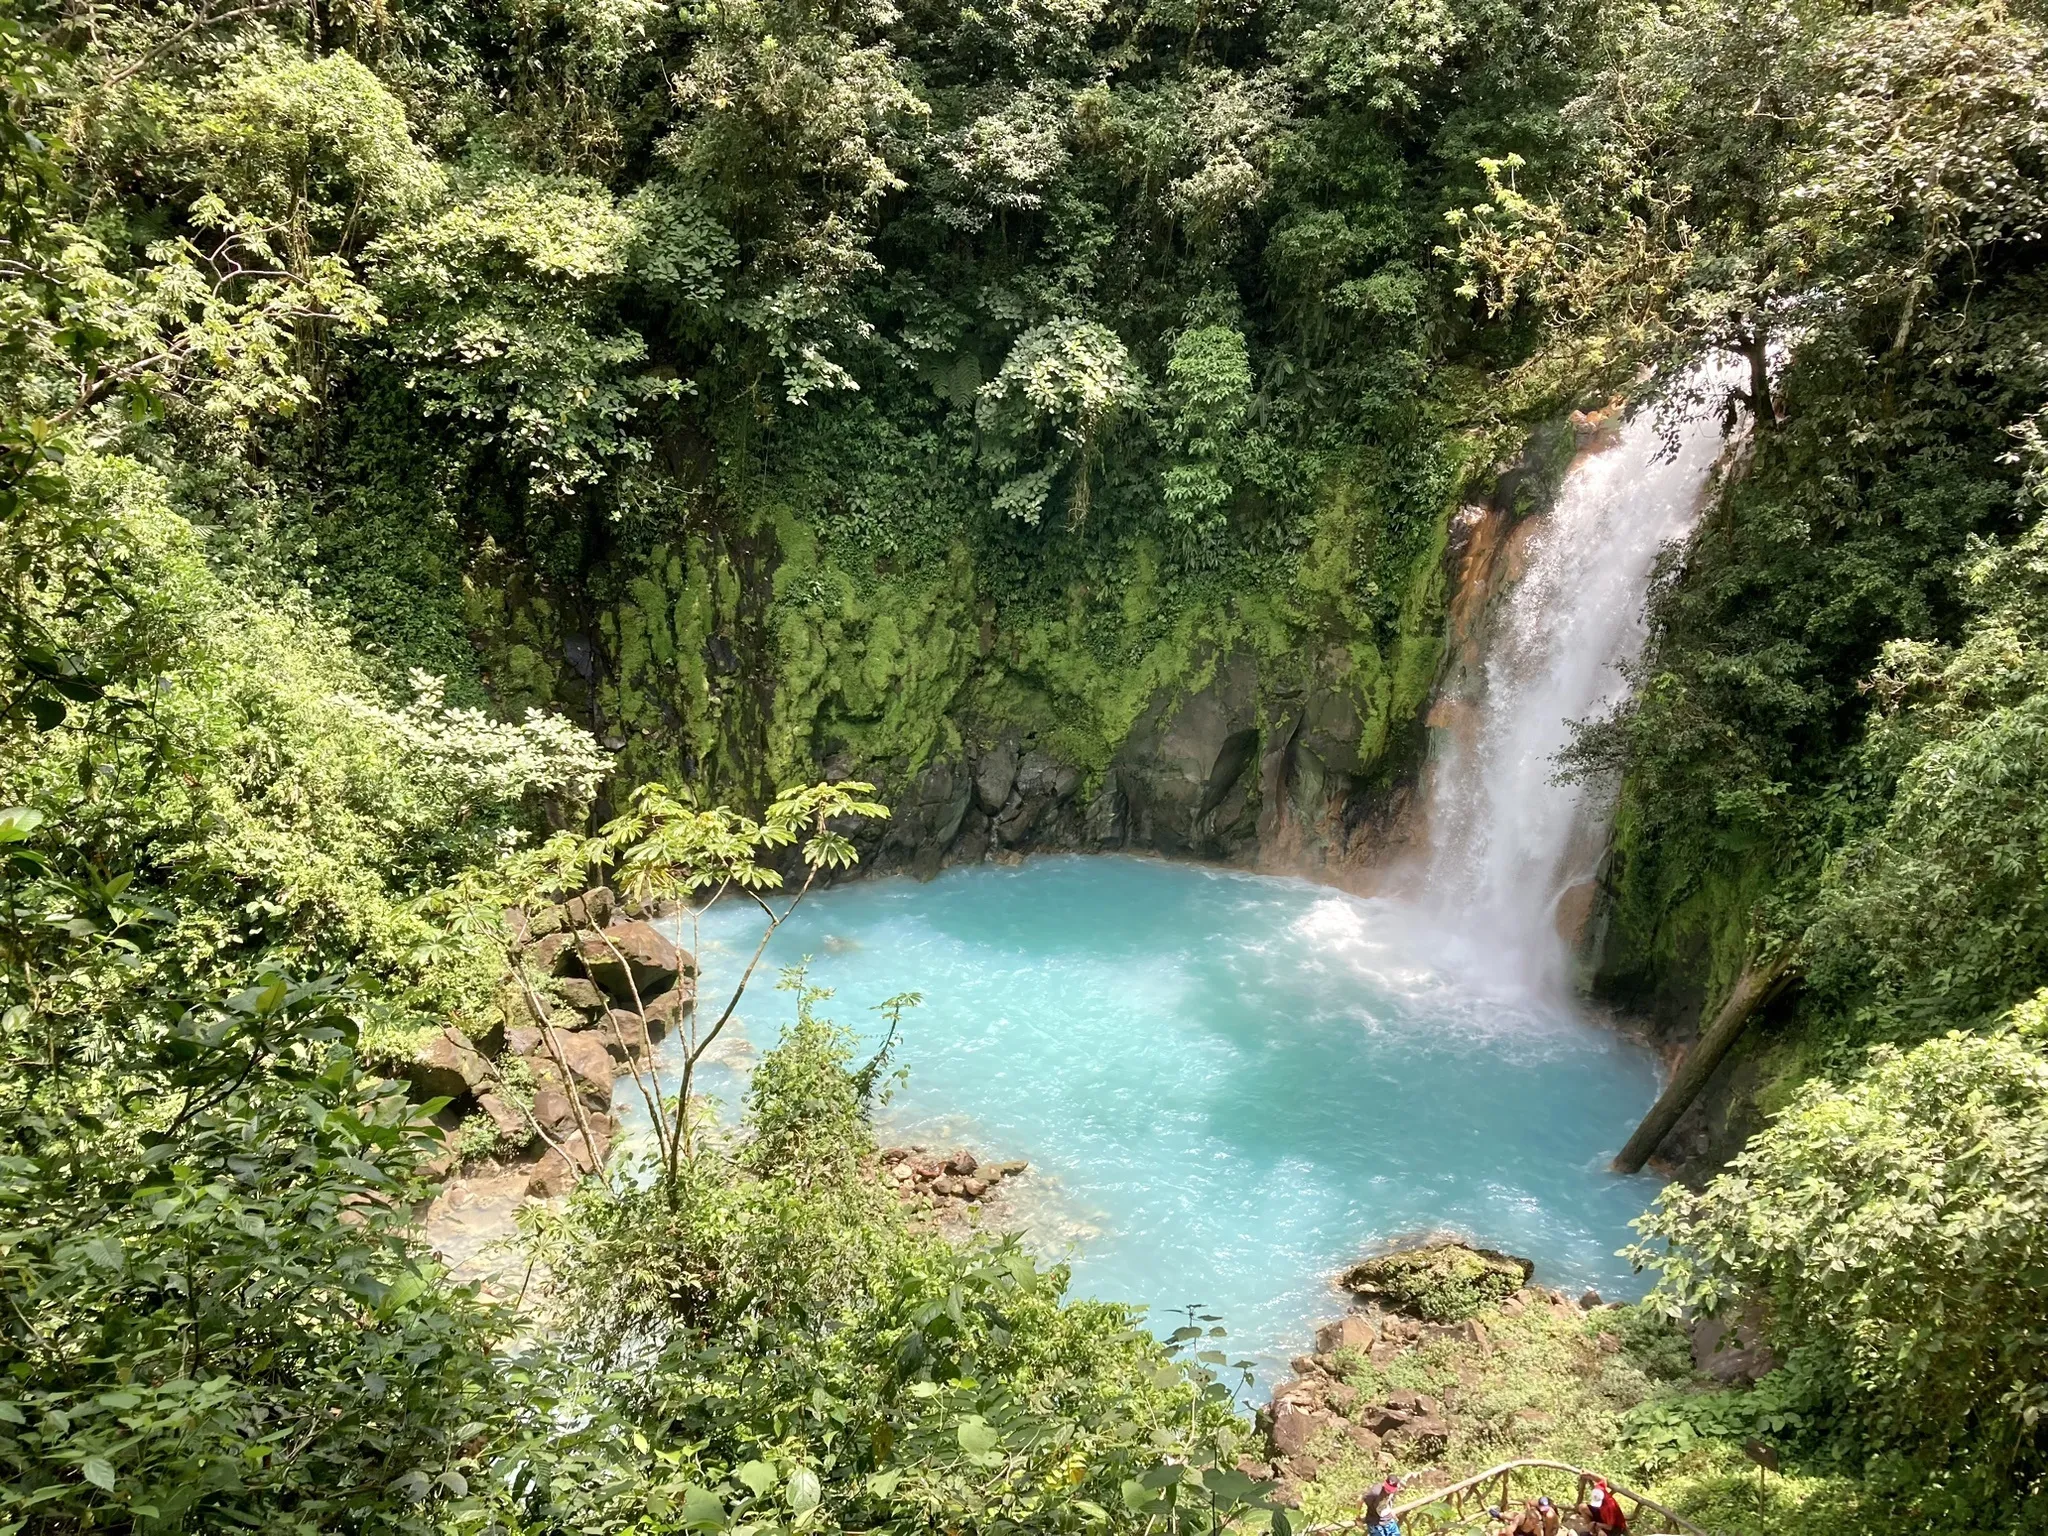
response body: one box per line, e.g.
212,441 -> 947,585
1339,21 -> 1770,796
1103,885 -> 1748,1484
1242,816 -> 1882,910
3,0 -> 2048,1528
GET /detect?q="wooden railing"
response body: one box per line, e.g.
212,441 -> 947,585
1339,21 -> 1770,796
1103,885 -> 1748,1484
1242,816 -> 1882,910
1305,1459 -> 1713,1536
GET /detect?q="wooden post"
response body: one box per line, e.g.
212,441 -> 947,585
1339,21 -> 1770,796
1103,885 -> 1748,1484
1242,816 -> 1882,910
1613,954 -> 1796,1174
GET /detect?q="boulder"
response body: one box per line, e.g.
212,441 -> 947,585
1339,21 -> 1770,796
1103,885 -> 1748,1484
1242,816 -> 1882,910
1386,1414 -> 1451,1456
527,931 -> 578,976
1316,1314 -> 1377,1356
1339,1240 -> 1533,1322
1324,1381 -> 1359,1415
575,920 -> 685,1003
525,1118 -> 611,1197
1360,1406 -> 1410,1438
1691,1307 -> 1778,1384
475,1090 -> 531,1150
1344,1424 -> 1382,1454
531,1080 -> 578,1136
598,1008 -> 656,1060
553,976 -> 611,1016
505,1025 -> 544,1059
974,739 -> 1020,815
1269,1403 -> 1325,1459
945,1150 -> 978,1175
403,1028 -> 491,1104
550,1030 -> 614,1111
642,978 -> 696,1037
1015,750 -> 1082,802
1385,1390 -> 1442,1418
526,886 -> 615,939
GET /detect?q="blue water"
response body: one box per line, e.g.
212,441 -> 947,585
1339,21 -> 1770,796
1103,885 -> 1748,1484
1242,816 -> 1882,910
633,855 -> 1662,1376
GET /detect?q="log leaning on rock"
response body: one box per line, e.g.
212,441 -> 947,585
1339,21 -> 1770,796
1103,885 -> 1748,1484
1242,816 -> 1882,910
1612,953 -> 1798,1175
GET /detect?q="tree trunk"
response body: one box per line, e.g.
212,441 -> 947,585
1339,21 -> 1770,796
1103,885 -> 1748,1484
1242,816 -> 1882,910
1743,331 -> 1774,430
1612,955 -> 1797,1175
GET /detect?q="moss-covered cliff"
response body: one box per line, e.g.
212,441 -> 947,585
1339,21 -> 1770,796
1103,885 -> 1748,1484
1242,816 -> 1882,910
455,437 -> 1492,882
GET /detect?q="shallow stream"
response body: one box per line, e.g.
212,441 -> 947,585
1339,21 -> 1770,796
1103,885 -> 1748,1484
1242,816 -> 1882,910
628,855 -> 1662,1377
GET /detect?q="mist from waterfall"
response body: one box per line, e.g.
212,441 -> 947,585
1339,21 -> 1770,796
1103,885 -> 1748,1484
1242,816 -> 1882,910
1416,373 -> 1736,994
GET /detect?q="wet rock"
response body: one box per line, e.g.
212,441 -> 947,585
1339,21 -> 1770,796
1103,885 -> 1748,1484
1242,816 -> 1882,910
945,1150 -> 978,1175
1084,774 -> 1128,846
974,739 -> 1019,814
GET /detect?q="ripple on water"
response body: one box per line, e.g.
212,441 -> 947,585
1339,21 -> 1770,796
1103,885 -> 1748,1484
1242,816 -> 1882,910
618,855 -> 1663,1380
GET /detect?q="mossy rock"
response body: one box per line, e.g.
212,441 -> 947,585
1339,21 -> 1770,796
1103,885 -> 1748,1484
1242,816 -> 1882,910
1340,1241 -> 1534,1322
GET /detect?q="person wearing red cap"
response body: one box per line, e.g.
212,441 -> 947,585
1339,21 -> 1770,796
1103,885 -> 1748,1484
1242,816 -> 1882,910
1363,1477 -> 1402,1536
1581,1479 -> 1628,1533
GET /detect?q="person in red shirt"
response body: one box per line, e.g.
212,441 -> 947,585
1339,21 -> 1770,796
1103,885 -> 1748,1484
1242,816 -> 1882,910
1582,1479 -> 1629,1533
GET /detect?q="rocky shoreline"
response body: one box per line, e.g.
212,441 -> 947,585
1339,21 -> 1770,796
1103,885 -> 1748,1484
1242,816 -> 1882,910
405,884 -> 697,1196
1250,1240 -> 1620,1508
879,1144 -> 1031,1212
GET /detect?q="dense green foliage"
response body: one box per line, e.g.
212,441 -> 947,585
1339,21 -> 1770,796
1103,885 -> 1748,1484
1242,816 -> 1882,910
5,0 -> 2048,1525
1630,996 -> 2048,1511
1468,0 -> 2048,1058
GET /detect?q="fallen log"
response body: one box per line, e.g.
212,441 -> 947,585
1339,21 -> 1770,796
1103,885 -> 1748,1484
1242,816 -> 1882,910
1612,953 -> 1798,1175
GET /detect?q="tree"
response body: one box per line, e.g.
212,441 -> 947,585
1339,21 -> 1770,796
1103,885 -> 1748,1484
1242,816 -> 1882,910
445,778 -> 888,1200
1629,1008 -> 2048,1497
976,318 -> 1147,526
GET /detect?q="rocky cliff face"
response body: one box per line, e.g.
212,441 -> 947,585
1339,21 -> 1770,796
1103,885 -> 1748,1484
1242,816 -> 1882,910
850,642 -> 1438,881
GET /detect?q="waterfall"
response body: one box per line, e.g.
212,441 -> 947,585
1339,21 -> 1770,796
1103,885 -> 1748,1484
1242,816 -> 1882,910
1415,371 -> 1735,994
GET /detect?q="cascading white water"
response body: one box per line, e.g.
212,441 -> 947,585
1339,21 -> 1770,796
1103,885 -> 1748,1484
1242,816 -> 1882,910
1418,372 -> 1736,993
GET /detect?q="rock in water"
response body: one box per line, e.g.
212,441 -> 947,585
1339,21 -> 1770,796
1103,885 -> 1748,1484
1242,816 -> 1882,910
1339,1240 -> 1533,1322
